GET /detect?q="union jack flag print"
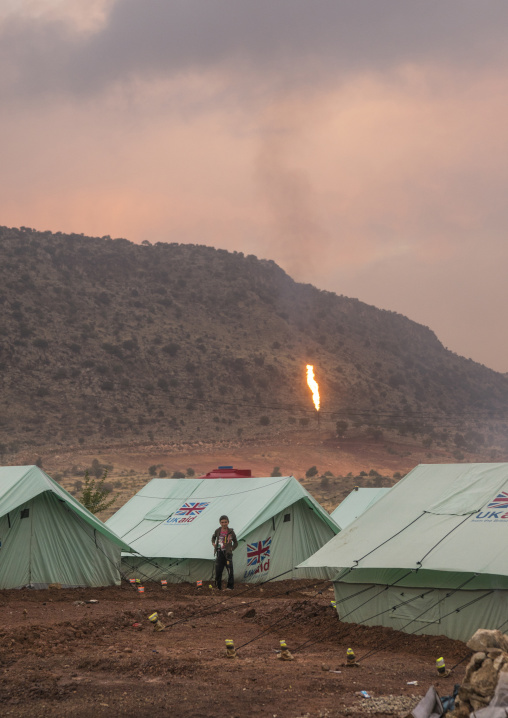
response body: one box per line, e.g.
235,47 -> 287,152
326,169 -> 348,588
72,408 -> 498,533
247,537 -> 272,567
175,502 -> 209,518
487,492 -> 508,509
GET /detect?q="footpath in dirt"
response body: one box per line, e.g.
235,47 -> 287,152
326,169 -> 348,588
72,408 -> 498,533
0,580 -> 470,718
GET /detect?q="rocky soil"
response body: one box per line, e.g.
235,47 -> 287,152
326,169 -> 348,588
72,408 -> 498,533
0,579 -> 471,717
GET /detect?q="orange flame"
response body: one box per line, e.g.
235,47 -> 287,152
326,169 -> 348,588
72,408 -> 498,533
306,364 -> 320,411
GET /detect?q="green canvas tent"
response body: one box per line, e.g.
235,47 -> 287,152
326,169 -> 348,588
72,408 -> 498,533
0,465 -> 132,589
106,476 -> 339,583
299,463 -> 508,642
330,487 -> 390,529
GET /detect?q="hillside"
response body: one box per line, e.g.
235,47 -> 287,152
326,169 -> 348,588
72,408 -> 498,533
1,225 -> 507,457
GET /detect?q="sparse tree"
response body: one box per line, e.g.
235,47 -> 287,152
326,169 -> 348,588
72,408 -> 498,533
335,420 -> 349,438
305,466 -> 318,479
79,469 -> 116,515
454,433 -> 466,448
90,458 -> 102,479
270,466 -> 282,477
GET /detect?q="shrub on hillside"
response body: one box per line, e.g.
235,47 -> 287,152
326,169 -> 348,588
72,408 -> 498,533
79,469 -> 116,515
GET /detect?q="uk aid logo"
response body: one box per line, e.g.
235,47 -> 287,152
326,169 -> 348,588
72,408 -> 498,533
165,502 -> 210,524
472,491 -> 508,522
243,537 -> 271,579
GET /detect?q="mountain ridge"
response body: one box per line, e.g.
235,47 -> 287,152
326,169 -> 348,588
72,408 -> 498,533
1,224 -> 507,456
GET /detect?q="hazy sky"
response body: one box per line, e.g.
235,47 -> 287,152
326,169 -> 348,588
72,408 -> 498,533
2,1 -> 508,372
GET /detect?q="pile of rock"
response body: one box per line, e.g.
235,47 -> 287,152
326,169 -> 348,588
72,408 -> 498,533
455,629 -> 508,717
342,694 -> 422,715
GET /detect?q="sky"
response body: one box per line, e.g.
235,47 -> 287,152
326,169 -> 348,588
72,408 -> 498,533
2,1 -> 508,372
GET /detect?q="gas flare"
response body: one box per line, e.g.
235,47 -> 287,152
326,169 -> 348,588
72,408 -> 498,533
306,364 -> 320,412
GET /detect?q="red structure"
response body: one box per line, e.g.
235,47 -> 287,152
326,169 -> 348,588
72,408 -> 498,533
199,466 -> 252,479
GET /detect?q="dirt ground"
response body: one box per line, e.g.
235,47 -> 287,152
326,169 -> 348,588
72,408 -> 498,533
0,579 -> 471,718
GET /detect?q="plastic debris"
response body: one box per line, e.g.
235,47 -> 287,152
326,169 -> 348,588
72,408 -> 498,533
360,691 -> 370,699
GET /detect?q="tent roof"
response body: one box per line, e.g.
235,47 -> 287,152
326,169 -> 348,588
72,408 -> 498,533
299,463 -> 508,578
330,487 -> 391,529
106,476 -> 338,559
0,465 -> 132,552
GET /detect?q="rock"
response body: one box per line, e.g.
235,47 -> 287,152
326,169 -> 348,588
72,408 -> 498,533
493,653 -> 506,672
321,664 -> 330,671
467,629 -> 508,653
469,658 -> 498,698
489,648 -> 503,657
455,638 -> 508,718
242,609 -> 256,619
473,652 -> 487,665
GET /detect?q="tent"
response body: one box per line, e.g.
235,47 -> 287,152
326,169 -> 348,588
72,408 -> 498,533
299,463 -> 508,642
330,487 -> 390,529
106,475 -> 339,583
0,465 -> 132,589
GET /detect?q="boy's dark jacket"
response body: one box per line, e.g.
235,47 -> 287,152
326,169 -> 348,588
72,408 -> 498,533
211,527 -> 238,556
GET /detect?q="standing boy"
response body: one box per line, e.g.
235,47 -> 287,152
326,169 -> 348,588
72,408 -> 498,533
211,515 -> 238,590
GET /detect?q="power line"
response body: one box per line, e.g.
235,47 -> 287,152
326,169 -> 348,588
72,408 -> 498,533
142,386 -> 508,422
